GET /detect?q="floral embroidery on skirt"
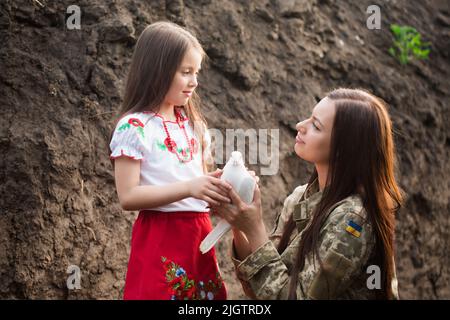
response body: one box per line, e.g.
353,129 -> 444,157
162,256 -> 224,300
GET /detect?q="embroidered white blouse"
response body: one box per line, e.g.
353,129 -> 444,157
110,110 -> 211,212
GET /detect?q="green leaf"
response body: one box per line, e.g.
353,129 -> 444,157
156,141 -> 167,150
388,24 -> 430,65
415,49 -> 430,59
391,24 -> 401,35
410,34 -> 420,46
400,53 -> 409,65
388,47 -> 396,57
118,123 -> 131,131
137,126 -> 145,139
414,48 -> 429,58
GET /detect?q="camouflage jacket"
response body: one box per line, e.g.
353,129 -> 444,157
231,179 -> 399,299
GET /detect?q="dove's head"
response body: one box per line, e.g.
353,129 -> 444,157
230,151 -> 243,165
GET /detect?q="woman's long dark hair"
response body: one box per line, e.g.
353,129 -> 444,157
278,88 -> 403,299
109,21 -> 210,170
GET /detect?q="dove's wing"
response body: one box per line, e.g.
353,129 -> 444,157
199,219 -> 232,254
238,177 -> 256,204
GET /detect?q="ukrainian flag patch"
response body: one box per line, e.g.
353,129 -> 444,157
346,220 -> 362,238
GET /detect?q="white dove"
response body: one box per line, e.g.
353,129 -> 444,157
200,151 -> 256,254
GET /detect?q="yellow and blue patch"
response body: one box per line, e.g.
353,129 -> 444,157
345,220 -> 362,238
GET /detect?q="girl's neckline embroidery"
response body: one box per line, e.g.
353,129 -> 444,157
143,107 -> 189,124
117,109 -> 197,163
161,109 -> 194,163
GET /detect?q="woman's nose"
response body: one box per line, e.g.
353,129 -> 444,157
296,121 -> 306,133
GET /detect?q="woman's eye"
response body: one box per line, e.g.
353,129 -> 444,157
313,122 -> 320,130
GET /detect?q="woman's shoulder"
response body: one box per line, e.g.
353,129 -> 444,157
324,194 -> 374,241
284,184 -> 308,206
331,194 -> 367,221
269,184 -> 308,239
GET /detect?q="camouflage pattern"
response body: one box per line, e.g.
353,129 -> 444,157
231,179 -> 399,300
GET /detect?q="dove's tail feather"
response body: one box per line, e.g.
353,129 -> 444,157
199,219 -> 231,254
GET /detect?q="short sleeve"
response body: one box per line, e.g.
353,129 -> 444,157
110,115 -> 146,160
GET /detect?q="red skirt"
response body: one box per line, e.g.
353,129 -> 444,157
123,210 -> 227,300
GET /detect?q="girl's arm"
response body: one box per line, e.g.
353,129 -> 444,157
114,157 -> 231,211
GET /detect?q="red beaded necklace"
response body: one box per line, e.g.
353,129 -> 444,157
162,108 -> 193,163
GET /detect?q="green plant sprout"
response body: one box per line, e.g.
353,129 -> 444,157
389,24 -> 431,65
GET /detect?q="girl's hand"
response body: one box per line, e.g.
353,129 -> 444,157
211,184 -> 264,236
188,169 -> 232,206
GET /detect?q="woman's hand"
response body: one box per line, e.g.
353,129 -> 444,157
212,184 -> 268,249
212,169 -> 262,233
188,169 -> 232,206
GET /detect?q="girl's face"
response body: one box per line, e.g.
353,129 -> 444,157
164,46 -> 202,107
294,97 -> 336,165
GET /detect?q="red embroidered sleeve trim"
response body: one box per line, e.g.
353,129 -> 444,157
110,149 -> 143,160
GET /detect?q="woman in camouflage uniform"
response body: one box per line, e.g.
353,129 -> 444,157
213,88 -> 403,299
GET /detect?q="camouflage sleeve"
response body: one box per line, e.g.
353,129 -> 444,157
228,184 -> 307,299
230,242 -> 258,299
233,240 -> 289,299
269,184 -> 307,247
305,207 -> 374,299
233,204 -> 374,300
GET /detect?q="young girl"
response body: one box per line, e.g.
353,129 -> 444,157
213,88 -> 403,299
109,21 -> 231,300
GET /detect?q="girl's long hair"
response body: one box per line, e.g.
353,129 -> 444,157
109,21 -> 210,170
277,88 -> 403,299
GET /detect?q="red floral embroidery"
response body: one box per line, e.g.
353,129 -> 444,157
164,137 -> 177,153
186,285 -> 196,299
160,109 -> 194,163
161,256 -> 223,300
128,118 -> 144,127
169,276 -> 185,288
163,258 -> 172,269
